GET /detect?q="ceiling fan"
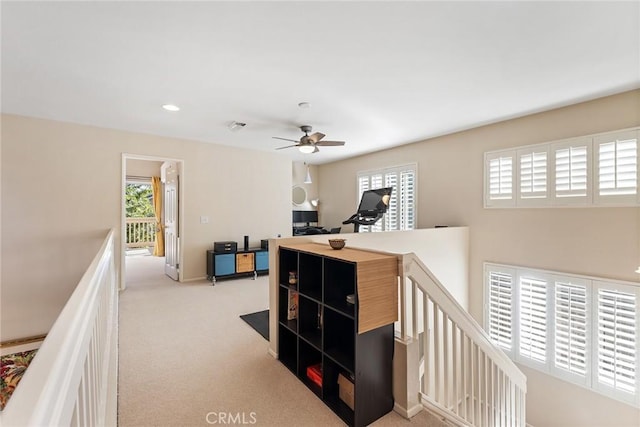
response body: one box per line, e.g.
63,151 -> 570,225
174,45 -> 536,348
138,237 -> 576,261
273,125 -> 345,153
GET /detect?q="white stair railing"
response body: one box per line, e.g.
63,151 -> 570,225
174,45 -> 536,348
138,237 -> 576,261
1,229 -> 118,426
401,253 -> 526,427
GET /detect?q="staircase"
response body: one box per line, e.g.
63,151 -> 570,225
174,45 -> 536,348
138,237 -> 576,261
398,253 -> 527,427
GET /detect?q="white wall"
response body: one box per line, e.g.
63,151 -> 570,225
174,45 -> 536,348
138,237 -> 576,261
317,90 -> 640,427
0,114 -> 292,341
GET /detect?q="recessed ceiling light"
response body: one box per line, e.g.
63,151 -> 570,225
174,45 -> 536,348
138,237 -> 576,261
298,102 -> 311,109
162,104 -> 180,112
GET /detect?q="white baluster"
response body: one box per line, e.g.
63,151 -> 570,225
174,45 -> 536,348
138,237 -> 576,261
452,324 -> 459,416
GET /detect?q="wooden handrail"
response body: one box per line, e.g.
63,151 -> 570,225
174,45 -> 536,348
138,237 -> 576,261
0,334 -> 46,349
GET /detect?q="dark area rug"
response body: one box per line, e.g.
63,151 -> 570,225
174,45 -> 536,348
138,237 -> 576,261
240,309 -> 269,341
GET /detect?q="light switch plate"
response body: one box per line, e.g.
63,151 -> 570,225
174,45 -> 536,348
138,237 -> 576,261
200,215 -> 209,224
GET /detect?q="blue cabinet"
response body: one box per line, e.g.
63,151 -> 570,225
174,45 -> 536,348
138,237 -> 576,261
207,248 -> 269,284
255,250 -> 269,271
214,253 -> 235,276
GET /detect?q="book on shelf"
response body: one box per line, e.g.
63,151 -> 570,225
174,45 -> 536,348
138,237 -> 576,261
287,289 -> 298,320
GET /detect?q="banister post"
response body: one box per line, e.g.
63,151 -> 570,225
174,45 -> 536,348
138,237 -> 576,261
393,255 -> 422,419
393,336 -> 423,419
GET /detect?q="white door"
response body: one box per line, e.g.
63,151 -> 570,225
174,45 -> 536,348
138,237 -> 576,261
162,162 -> 179,280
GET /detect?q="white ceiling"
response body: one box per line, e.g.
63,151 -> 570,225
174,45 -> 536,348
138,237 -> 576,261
2,1 -> 639,164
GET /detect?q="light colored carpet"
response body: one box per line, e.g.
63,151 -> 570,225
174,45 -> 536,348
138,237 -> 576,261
118,255 -> 439,426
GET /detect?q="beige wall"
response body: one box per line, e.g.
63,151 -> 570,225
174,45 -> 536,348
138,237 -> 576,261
126,158 -> 162,178
317,90 -> 640,427
0,114 -> 292,341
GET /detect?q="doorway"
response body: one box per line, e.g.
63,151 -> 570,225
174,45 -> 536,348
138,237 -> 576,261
120,154 -> 184,290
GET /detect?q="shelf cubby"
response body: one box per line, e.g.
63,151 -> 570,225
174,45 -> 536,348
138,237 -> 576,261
324,258 -> 356,317
298,339 -> 322,398
278,325 -> 297,374
279,248 -> 298,287
324,308 -> 355,374
278,285 -> 298,333
298,295 -> 322,350
323,357 -> 355,426
298,252 -> 323,301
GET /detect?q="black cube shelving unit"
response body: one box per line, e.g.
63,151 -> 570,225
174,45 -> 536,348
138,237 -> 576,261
276,244 -> 398,427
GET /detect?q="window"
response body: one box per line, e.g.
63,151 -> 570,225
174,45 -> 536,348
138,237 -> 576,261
518,147 -> 548,203
356,164 -> 417,232
594,130 -> 638,204
553,277 -> 589,383
485,263 -> 640,407
486,267 -> 515,354
518,274 -> 548,365
484,128 -> 639,208
485,151 -> 515,207
552,138 -> 591,205
594,282 -> 638,401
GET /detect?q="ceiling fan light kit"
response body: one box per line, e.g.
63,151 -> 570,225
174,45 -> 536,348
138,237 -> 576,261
273,125 -> 346,154
299,145 -> 315,154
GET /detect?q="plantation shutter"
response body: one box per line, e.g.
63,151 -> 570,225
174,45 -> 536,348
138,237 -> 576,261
486,151 -> 515,206
384,172 -> 399,231
554,140 -> 589,202
519,149 -> 548,200
487,268 -> 514,353
369,174 -> 384,232
595,285 -> 638,399
357,175 -> 371,232
595,130 -> 638,204
357,164 -> 416,233
519,274 -> 548,364
554,278 -> 589,381
358,175 -> 370,196
400,169 -> 415,230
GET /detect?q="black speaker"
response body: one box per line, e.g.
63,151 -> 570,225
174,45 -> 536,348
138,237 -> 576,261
244,235 -> 249,251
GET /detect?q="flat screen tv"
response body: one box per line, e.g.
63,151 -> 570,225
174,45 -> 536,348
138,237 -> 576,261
357,187 -> 393,216
292,210 -> 319,224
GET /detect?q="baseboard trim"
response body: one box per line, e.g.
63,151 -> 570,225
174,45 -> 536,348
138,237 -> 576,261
268,348 -> 278,359
393,402 -> 423,419
181,276 -> 208,283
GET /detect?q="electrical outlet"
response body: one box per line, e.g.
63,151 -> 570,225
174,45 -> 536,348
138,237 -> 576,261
200,216 -> 209,224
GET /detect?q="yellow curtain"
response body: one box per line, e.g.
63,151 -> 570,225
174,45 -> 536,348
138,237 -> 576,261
151,176 -> 165,256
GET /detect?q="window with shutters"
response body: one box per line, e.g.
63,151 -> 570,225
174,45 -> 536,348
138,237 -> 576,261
484,128 -> 639,208
594,282 -> 638,403
518,148 -> 548,203
594,131 -> 638,205
518,274 -> 549,365
486,267 -> 515,355
485,263 -> 640,407
485,151 -> 515,207
552,137 -> 591,205
553,276 -> 590,385
356,164 -> 416,233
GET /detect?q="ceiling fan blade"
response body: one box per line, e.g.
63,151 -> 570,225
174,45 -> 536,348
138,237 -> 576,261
308,132 -> 325,143
272,136 -> 299,143
316,140 -> 345,146
275,144 -> 299,150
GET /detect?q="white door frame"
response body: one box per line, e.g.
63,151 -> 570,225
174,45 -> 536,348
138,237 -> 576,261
120,153 -> 185,290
